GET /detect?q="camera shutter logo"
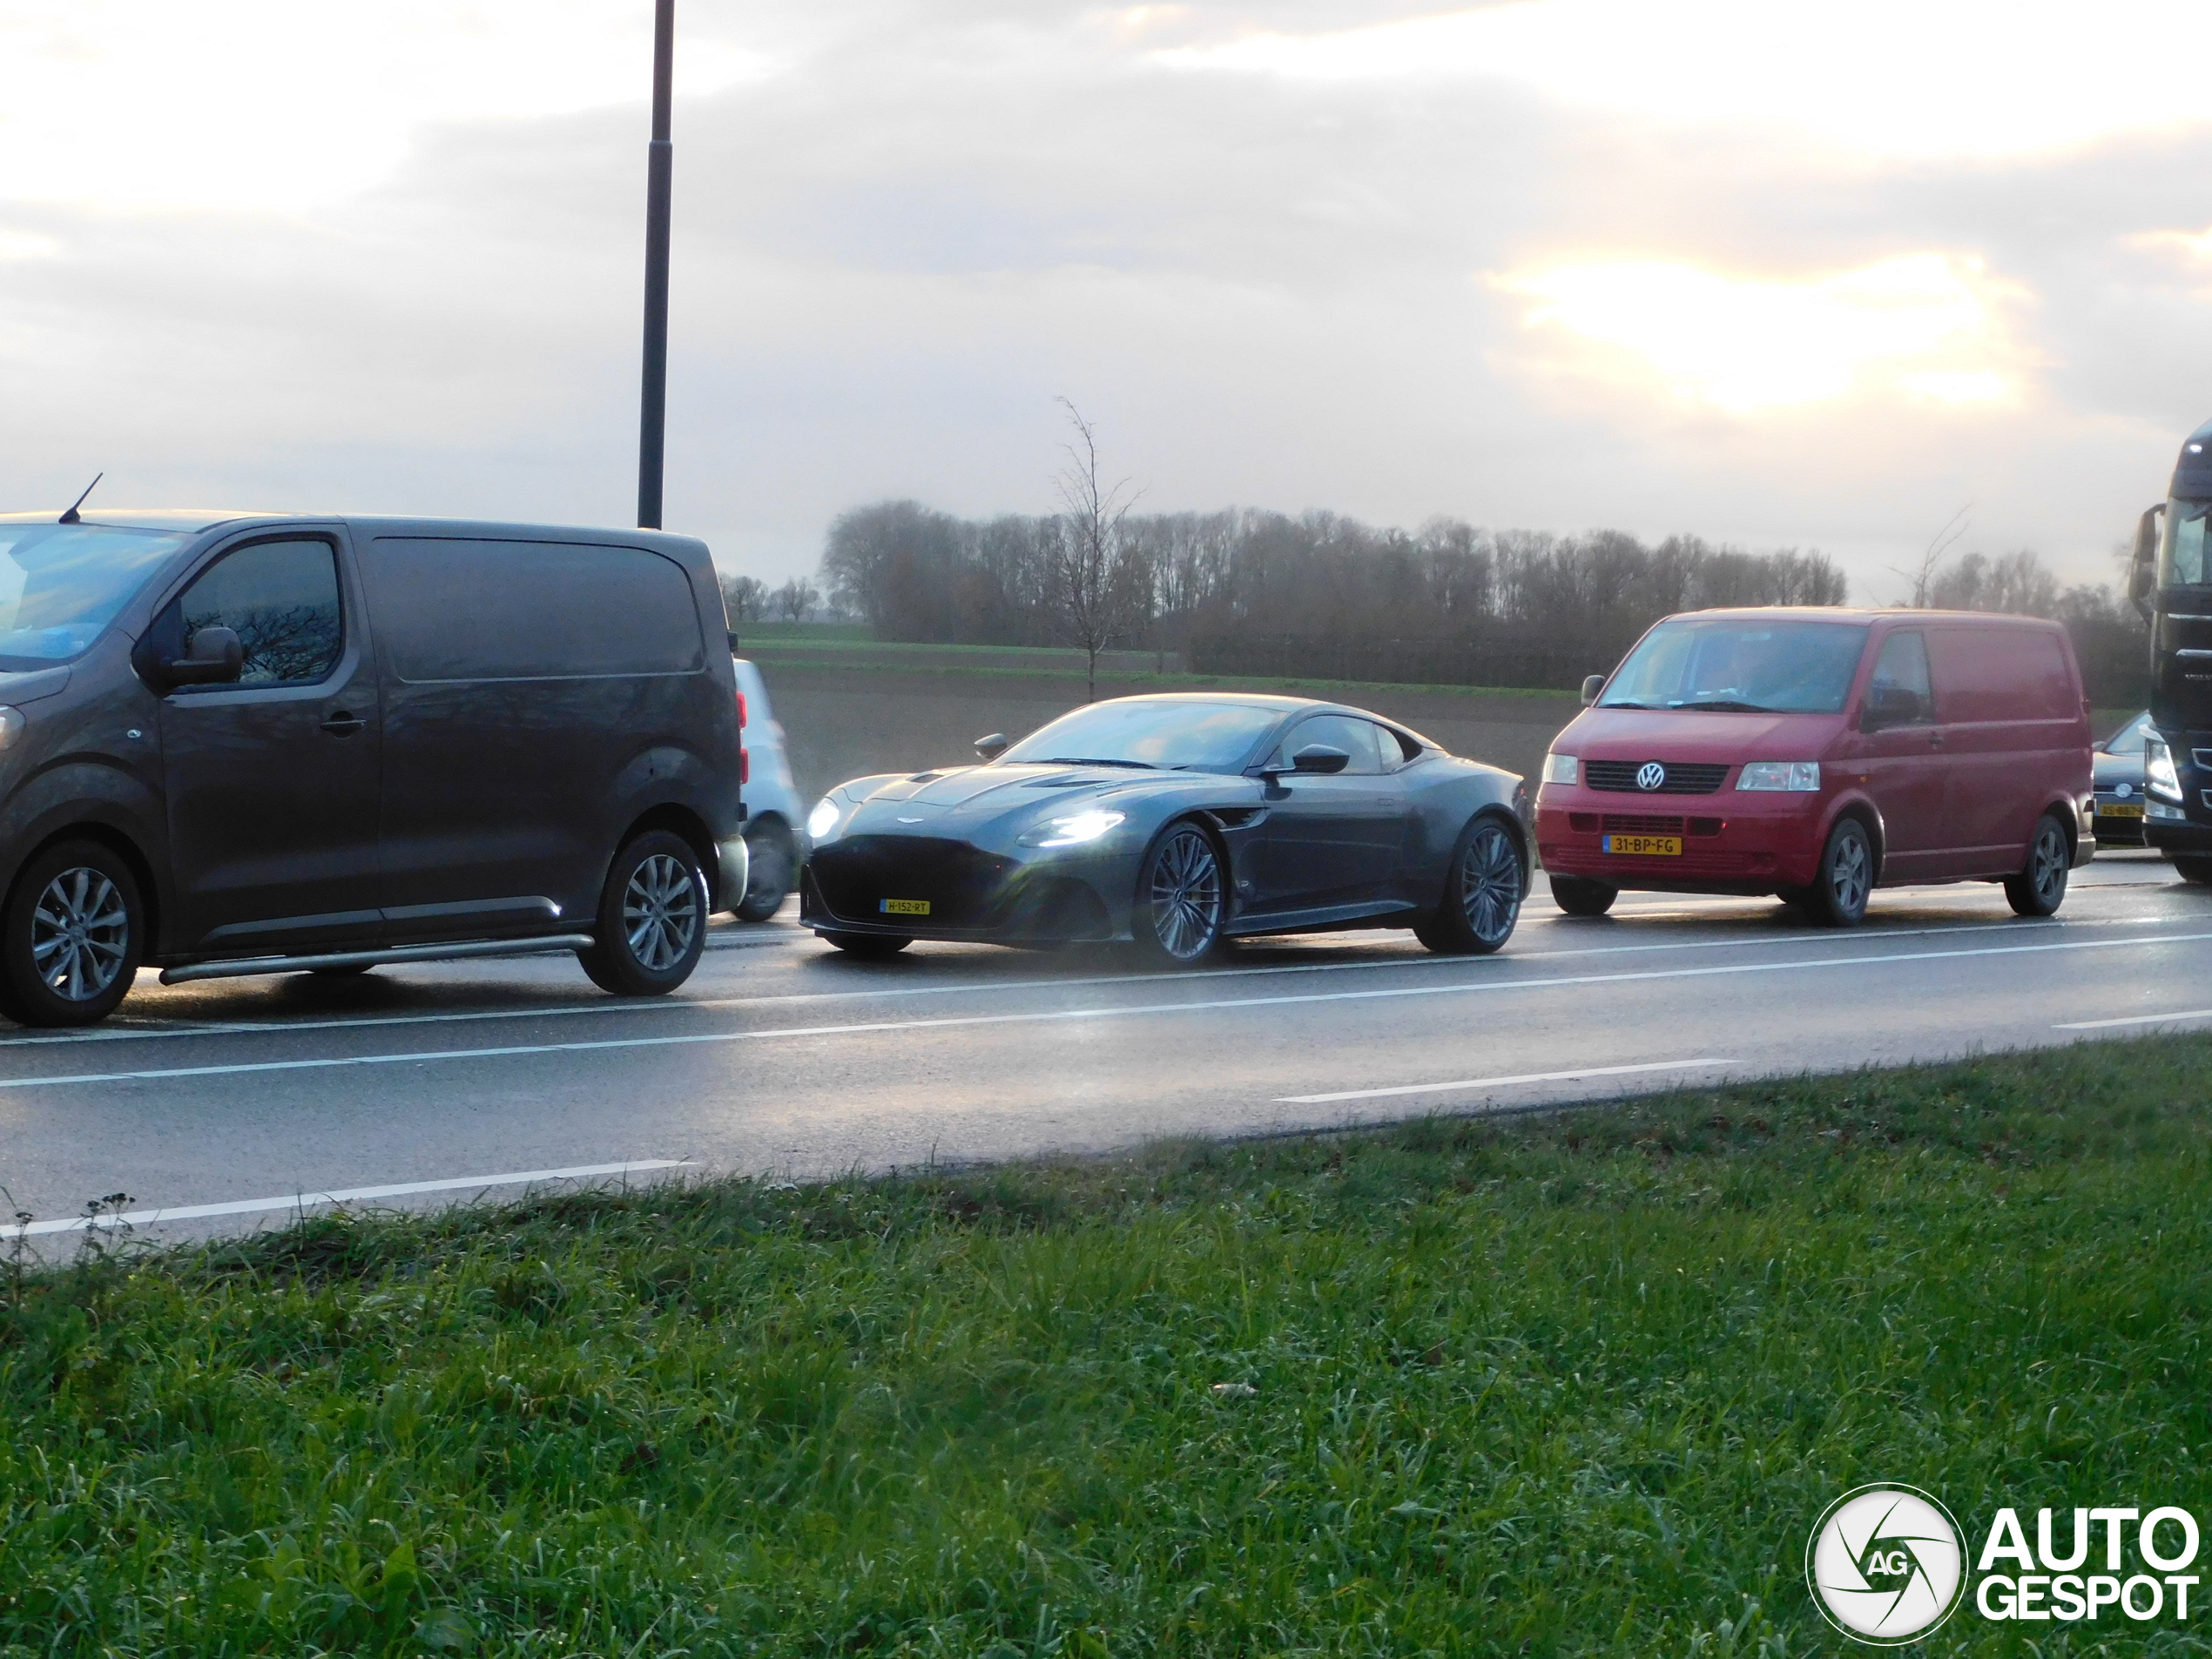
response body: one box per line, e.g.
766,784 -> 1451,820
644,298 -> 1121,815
1635,761 -> 1666,791
1807,1485 -> 1967,1643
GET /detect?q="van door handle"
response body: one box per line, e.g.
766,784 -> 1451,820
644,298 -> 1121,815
320,711 -> 366,737
1927,731 -> 1944,748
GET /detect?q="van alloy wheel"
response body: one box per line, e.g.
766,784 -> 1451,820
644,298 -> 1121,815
32,867 -> 130,1002
2005,813 -> 2071,918
0,840 -> 145,1028
624,853 -> 702,971
578,831 -> 710,996
1801,818 -> 1871,927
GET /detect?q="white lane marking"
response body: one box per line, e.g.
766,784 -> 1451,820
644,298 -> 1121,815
0,912 -> 2173,1049
1276,1057 -> 1730,1104
2054,1008 -> 2212,1030
6,1158 -> 689,1237
6,927 -> 2208,1092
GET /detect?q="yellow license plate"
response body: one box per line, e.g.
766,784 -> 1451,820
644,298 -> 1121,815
880,898 -> 931,915
1603,833 -> 1682,856
2098,802 -> 2144,818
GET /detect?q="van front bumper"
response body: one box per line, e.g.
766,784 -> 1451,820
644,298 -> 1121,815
1535,790 -> 1825,890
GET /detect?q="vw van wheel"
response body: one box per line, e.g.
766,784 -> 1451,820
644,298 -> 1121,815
2175,856 -> 2212,887
1135,822 -> 1225,966
1804,818 -> 1872,927
1419,815 -> 1524,955
2005,813 -> 2071,917
0,841 -> 144,1028
822,931 -> 911,958
578,831 -> 708,996
734,822 -> 793,922
1549,875 -> 1617,917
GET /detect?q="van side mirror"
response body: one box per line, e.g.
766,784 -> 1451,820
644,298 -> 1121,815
1859,684 -> 1925,732
163,626 -> 243,690
1581,674 -> 1606,706
974,732 -> 1009,761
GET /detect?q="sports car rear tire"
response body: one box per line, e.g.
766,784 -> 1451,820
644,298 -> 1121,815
1416,814 -> 1524,954
1133,821 -> 1226,966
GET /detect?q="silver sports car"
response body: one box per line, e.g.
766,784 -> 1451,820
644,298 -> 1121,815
799,692 -> 1528,963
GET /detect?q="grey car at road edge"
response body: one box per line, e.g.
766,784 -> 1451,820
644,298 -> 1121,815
799,691 -> 1528,963
2093,711 -> 2151,849
0,510 -> 746,1026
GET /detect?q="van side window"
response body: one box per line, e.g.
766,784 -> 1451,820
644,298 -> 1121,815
172,539 -> 343,687
367,540 -> 705,682
1867,631 -> 1932,726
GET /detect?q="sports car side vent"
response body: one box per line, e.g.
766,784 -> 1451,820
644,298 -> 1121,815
1208,807 -> 1265,829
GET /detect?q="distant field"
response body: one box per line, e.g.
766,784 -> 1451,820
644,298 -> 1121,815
5,1035 -> 2209,1653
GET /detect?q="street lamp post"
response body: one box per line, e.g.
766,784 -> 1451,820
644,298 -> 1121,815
637,0 -> 675,529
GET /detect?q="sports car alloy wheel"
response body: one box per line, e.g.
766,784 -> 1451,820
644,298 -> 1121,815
1143,825 -> 1224,962
1458,820 -> 1523,948
32,867 -> 128,1001
624,853 -> 702,971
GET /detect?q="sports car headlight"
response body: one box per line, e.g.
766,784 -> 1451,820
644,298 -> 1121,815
1737,761 -> 1821,792
807,796 -> 843,839
2148,733 -> 2183,802
1018,809 -> 1125,848
1541,752 -> 1578,786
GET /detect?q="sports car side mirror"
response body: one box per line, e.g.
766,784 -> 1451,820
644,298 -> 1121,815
974,732 -> 1009,760
1581,674 -> 1606,706
1291,744 -> 1349,774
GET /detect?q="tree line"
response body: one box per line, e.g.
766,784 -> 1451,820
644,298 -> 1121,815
735,500 -> 2148,707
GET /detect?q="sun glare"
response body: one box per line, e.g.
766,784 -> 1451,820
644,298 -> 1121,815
1497,254 -> 2018,413
1157,0 -> 2212,160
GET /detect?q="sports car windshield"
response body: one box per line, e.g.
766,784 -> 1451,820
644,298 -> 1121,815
1599,618 -> 1869,714
0,523 -> 193,669
998,701 -> 1283,772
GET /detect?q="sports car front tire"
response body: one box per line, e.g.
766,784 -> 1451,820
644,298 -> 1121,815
1133,821 -> 1226,966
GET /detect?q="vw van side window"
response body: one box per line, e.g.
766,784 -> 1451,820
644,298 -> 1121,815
165,539 -> 343,688
1864,631 -> 1932,729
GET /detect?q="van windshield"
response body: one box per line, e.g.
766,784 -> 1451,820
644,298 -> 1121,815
1600,617 -> 1870,714
0,523 -> 193,670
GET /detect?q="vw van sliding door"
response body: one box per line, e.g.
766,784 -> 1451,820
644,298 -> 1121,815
358,537 -> 709,941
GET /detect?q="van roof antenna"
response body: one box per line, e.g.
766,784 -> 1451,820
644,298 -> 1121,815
57,473 -> 104,525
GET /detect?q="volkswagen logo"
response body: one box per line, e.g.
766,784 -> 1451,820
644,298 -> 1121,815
2116,782 -> 2134,799
1635,761 -> 1667,791
1806,1485 -> 1966,1644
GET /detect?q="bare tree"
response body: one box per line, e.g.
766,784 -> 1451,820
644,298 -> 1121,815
719,571 -> 768,636
1049,399 -> 1153,700
1892,504 -> 1973,607
773,576 -> 819,624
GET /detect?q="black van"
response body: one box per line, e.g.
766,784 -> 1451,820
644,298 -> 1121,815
0,510 -> 746,1026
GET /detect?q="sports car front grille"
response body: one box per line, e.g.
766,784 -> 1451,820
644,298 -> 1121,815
808,836 -> 1015,930
1583,760 -> 1731,794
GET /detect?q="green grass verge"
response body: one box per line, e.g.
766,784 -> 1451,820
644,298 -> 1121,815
5,1036 -> 2211,1655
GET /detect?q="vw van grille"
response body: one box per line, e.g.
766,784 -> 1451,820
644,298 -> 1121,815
1583,760 -> 1731,794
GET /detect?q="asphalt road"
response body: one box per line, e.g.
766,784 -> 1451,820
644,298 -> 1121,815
3,849 -> 2204,1245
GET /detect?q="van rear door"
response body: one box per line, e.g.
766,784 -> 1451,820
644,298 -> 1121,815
1928,624 -> 2079,874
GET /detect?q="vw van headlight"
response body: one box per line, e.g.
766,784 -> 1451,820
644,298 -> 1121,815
1737,761 -> 1821,792
807,796 -> 843,840
2148,733 -> 2183,802
1541,752 -> 1578,786
1018,809 -> 1125,848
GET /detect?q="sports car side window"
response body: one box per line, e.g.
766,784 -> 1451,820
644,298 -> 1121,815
1370,723 -> 1412,769
1278,714 -> 1381,774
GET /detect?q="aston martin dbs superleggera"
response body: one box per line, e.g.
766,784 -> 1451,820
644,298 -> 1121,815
799,693 -> 1529,963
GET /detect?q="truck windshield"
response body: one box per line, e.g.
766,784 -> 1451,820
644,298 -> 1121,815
0,523 -> 192,670
1600,617 -> 1870,714
2161,499 -> 2212,588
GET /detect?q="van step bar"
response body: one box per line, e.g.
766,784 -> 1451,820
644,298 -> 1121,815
159,934 -> 597,986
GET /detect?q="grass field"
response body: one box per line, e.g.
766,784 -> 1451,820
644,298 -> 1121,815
3,1035 -> 2209,1655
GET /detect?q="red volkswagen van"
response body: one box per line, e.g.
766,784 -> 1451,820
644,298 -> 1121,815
1534,609 -> 2094,924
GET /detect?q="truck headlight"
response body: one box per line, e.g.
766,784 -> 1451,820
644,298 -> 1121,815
2148,733 -> 2183,802
1737,761 -> 1821,792
1541,752 -> 1578,786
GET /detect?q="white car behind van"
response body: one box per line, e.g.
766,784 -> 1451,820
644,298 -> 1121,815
732,657 -> 806,921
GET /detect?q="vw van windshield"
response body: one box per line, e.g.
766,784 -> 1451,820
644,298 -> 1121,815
0,523 -> 192,669
1600,617 -> 1870,714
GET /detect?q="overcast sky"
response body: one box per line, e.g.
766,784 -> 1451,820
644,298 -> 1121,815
7,1 -> 2212,597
